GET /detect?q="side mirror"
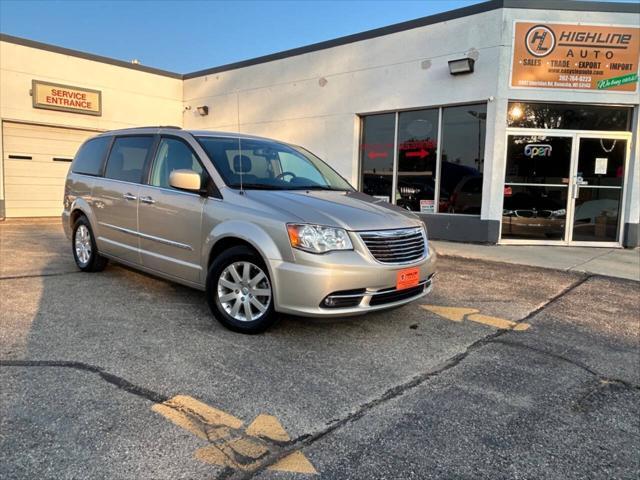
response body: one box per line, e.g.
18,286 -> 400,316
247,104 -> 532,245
169,169 -> 202,192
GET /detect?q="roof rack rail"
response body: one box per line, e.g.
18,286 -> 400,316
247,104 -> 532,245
120,125 -> 182,130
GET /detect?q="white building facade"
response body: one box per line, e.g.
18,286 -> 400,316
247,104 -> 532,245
1,0 -> 639,246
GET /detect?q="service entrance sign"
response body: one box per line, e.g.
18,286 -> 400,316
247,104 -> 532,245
32,80 -> 102,116
511,22 -> 639,92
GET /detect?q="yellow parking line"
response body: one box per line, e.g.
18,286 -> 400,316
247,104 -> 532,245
151,403 -> 209,440
152,394 -> 244,442
246,413 -> 290,442
420,306 -> 479,322
153,395 -> 317,474
166,395 -> 244,429
245,414 -> 317,474
467,313 -> 530,331
421,305 -> 530,331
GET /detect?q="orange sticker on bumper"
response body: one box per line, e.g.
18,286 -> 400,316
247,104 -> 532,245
396,267 -> 419,290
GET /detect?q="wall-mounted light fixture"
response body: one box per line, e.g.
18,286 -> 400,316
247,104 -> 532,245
196,105 -> 209,116
448,58 -> 475,75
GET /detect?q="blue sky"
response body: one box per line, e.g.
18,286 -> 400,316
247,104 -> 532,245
0,0 -> 633,73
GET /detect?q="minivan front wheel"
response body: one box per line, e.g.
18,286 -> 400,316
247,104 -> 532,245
206,246 -> 277,333
72,216 -> 108,272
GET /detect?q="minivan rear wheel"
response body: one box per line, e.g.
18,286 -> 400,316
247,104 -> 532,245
206,246 -> 277,333
72,216 -> 108,272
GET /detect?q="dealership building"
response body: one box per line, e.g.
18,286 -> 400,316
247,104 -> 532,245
1,0 -> 638,247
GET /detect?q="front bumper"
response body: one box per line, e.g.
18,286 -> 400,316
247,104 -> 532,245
270,246 -> 436,317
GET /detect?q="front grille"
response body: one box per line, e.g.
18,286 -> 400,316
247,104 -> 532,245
359,227 -> 426,264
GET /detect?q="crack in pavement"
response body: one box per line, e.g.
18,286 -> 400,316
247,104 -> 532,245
571,377 -> 640,413
0,359 -> 168,404
0,270 -> 82,281
1,274 -> 604,480
492,339 -> 640,391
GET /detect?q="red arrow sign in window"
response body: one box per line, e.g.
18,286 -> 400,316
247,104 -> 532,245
406,149 -> 428,159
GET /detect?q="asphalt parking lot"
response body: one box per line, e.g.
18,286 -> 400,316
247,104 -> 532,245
1,220 -> 639,480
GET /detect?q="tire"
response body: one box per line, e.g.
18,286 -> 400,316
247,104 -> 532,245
72,216 -> 108,272
206,245 -> 277,334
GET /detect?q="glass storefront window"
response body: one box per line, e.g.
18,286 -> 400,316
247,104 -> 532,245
439,104 -> 486,214
360,113 -> 395,202
396,109 -> 438,212
359,102 -> 486,215
507,103 -> 632,131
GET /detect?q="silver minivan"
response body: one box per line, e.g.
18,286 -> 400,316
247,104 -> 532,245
63,127 -> 436,333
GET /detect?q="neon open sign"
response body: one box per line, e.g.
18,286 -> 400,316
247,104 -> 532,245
524,144 -> 552,157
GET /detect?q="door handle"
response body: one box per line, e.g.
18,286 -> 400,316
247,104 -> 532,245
140,196 -> 156,205
123,193 -> 137,201
572,176 -> 588,200
575,175 -> 588,186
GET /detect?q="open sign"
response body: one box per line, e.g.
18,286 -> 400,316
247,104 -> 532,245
524,144 -> 552,158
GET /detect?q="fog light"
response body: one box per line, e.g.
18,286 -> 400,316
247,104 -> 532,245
323,297 -> 337,307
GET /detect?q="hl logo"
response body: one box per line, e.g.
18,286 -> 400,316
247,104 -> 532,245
525,25 -> 556,57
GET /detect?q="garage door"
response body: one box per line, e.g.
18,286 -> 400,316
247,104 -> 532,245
2,122 -> 97,217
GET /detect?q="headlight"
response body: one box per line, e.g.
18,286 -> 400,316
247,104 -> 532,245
287,224 -> 353,253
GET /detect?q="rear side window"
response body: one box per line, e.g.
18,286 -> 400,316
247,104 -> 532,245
72,136 -> 111,176
104,136 -> 154,183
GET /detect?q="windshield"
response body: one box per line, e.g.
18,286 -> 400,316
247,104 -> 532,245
196,136 -> 354,191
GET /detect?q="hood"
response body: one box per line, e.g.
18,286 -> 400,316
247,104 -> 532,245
243,190 -> 421,231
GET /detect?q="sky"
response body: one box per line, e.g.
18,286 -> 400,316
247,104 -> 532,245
0,0 -> 634,74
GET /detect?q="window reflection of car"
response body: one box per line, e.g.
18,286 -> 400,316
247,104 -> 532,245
362,173 -> 393,201
502,190 -> 567,239
438,162 -> 482,214
444,176 -> 482,214
396,176 -> 435,211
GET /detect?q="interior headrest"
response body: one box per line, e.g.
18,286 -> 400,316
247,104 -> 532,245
233,154 -> 252,173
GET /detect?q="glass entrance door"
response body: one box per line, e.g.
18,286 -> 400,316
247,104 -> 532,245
501,131 -> 630,246
569,136 -> 627,244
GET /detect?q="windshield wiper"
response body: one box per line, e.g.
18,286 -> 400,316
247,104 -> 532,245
288,185 -> 349,191
230,183 -> 281,190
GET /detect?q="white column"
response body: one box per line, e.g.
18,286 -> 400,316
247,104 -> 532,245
623,107 -> 640,239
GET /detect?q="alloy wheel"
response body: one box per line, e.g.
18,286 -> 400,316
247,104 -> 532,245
74,225 -> 92,265
217,261 -> 271,322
